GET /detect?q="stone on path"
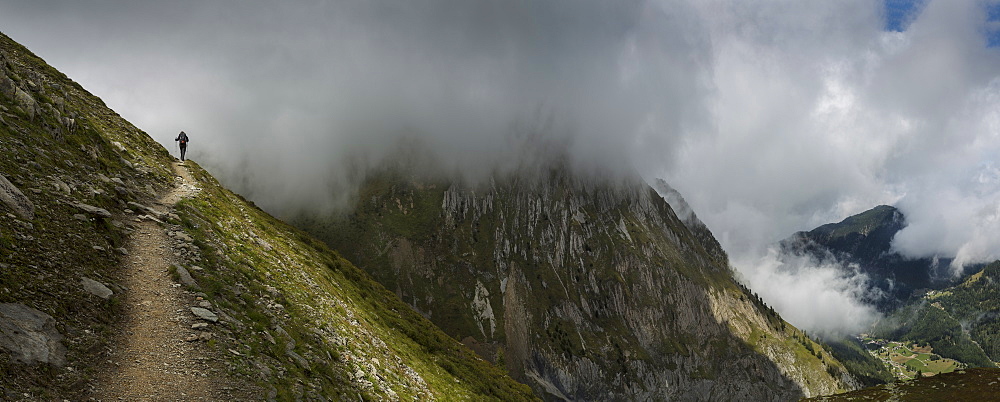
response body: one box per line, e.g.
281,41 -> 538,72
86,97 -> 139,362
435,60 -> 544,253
0,303 -> 66,366
190,307 -> 218,323
127,201 -> 162,218
0,173 -> 34,220
174,265 -> 200,289
81,277 -> 114,299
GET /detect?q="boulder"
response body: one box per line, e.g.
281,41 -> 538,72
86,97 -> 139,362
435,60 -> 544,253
0,173 -> 34,220
81,277 -> 113,299
173,264 -> 200,289
127,202 -> 163,219
73,202 -> 111,218
190,307 -> 218,322
13,87 -> 36,119
52,178 -> 70,194
0,303 -> 66,366
0,73 -> 15,99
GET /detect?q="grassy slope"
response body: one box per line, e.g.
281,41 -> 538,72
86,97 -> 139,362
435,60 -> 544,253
872,300 -> 996,369
931,260 -> 1000,362
0,31 -> 175,399
808,205 -> 900,241
871,261 -> 1000,370
174,162 -> 535,399
825,337 -> 896,387
0,31 -> 534,400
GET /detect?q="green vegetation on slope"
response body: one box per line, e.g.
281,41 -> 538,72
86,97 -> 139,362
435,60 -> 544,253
930,260 -> 1000,362
172,162 -> 536,400
825,337 -> 895,387
809,205 -> 901,241
873,301 -> 995,369
0,31 -> 175,399
0,31 -> 534,400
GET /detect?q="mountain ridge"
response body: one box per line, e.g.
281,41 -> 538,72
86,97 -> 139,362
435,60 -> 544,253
296,164 -> 858,399
780,204 -> 969,310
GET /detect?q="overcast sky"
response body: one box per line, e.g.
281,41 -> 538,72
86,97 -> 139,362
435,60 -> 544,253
2,0 -> 999,334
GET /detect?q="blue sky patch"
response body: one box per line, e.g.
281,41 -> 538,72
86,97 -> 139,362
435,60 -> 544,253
883,0 -> 927,32
987,2 -> 1000,47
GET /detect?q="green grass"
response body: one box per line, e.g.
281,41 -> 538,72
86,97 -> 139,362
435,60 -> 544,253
174,162 -> 536,400
0,31 -> 534,400
1,31 -> 177,399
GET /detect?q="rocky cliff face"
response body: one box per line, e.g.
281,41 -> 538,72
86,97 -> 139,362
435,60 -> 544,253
298,167 -> 858,400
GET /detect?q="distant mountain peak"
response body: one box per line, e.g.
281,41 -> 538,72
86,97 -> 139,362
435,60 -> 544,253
809,205 -> 904,241
781,204 -> 970,311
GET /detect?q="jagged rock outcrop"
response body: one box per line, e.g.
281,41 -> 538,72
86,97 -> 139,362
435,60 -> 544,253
300,168 -> 856,400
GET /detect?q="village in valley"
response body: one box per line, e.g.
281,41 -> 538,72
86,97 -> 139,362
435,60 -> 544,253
860,335 -> 966,380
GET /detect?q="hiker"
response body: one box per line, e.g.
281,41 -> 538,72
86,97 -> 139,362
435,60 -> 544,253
175,131 -> 189,161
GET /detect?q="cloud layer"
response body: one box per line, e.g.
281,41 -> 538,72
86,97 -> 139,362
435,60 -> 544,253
2,0 -> 999,333
733,248 -> 883,337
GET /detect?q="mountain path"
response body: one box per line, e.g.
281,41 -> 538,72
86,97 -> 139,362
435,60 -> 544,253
93,162 -> 255,401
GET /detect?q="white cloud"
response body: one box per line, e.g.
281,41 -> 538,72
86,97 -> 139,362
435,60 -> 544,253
2,0 -> 999,333
733,248 -> 882,337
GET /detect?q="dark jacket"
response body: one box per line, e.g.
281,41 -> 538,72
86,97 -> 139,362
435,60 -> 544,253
175,132 -> 189,145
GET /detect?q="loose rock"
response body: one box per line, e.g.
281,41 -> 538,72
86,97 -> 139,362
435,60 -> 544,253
190,307 -> 218,323
0,173 -> 34,220
73,202 -> 111,219
127,202 -> 157,217
81,277 -> 113,299
173,265 -> 199,289
0,303 -> 66,366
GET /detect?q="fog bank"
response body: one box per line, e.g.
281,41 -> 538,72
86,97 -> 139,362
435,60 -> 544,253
3,0 -> 999,334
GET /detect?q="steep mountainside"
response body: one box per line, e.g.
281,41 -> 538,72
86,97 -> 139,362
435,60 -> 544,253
296,166 -> 858,400
871,261 -> 1000,368
0,32 -> 533,400
781,205 -> 964,309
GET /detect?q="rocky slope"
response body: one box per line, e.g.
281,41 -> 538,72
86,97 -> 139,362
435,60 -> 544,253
0,31 -> 533,400
296,165 -> 859,400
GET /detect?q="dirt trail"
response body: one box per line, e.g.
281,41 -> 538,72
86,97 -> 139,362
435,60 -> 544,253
93,162 -> 252,401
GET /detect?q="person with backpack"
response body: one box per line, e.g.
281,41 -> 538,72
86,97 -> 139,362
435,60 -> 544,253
175,131 -> 189,161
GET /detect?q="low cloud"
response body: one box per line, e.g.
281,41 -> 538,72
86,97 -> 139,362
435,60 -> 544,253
2,1 -> 999,334
733,248 -> 883,337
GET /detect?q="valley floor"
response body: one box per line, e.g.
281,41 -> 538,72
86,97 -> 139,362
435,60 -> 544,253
860,336 -> 964,380
92,162 -> 258,401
